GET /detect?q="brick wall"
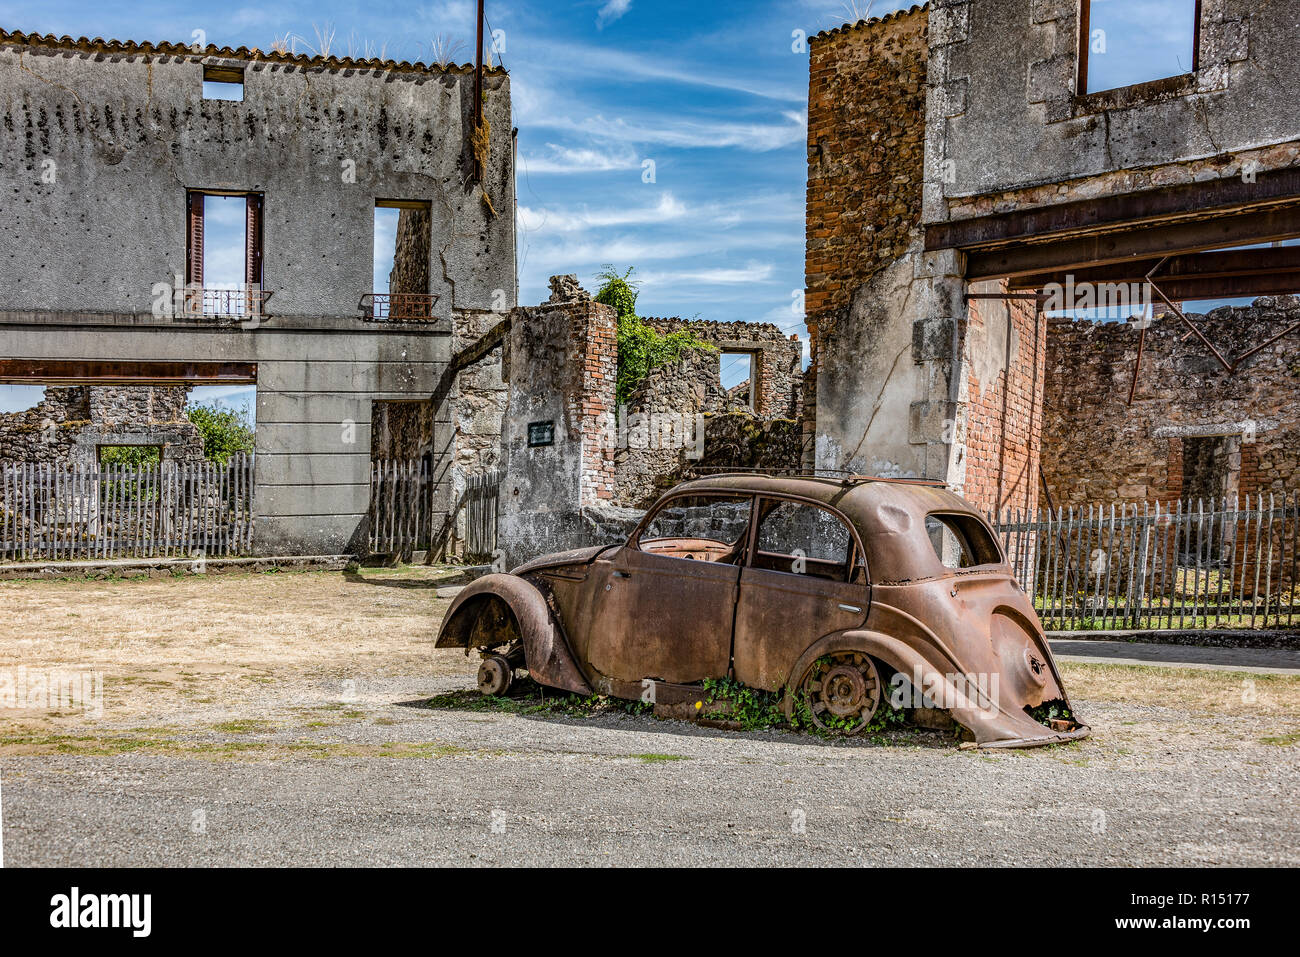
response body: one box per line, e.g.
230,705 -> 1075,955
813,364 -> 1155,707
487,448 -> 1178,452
575,299 -> 618,506
1043,297 -> 1300,507
962,290 -> 1046,515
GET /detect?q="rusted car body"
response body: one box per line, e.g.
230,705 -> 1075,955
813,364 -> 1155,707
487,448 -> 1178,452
437,474 -> 1088,748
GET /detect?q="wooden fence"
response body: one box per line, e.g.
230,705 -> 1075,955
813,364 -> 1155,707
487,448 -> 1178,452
0,454 -> 254,562
991,494 -> 1300,631
368,459 -> 435,558
368,461 -> 501,560
464,469 -> 502,560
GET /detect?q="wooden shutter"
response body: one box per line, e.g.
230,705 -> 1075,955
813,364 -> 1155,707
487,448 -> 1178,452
185,192 -> 204,315
245,194 -> 263,290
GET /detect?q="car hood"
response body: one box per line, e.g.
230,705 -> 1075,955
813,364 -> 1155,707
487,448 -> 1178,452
511,544 -> 619,577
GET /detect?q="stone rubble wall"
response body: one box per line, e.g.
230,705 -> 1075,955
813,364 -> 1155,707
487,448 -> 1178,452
0,386 -> 205,465
1042,296 -> 1300,506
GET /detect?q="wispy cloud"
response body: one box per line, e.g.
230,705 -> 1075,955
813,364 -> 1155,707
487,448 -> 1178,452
596,0 -> 632,30
519,193 -> 689,232
541,110 -> 807,152
639,262 -> 777,286
519,143 -> 642,175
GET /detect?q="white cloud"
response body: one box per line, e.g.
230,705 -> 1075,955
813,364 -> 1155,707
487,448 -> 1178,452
558,110 -> 807,152
596,0 -> 633,30
529,40 -> 805,104
638,262 -> 776,286
519,193 -> 688,233
519,143 -> 642,175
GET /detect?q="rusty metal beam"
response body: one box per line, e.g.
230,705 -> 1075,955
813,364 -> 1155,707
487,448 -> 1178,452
1008,246 -> 1300,289
0,359 -> 258,385
965,204 -> 1300,280
926,166 -> 1300,252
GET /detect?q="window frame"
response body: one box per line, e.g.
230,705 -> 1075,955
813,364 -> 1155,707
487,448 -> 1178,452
629,491 -> 757,559
745,494 -> 867,585
184,189 -> 266,315
924,512 -> 1006,571
1076,0 -> 1202,98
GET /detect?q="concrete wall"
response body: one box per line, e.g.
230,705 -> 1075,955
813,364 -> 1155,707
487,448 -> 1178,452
0,35 -> 516,555
0,312 -> 450,552
926,0 -> 1300,223
805,1 -> 1297,511
497,282 -> 631,568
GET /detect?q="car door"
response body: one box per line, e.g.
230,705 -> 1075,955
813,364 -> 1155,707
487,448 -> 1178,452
585,493 -> 753,685
732,497 -> 870,690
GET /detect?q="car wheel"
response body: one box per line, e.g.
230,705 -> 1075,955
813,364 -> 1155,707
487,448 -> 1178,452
477,654 -> 514,697
800,652 -> 881,734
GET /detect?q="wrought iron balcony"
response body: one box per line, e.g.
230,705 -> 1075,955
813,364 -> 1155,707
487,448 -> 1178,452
358,293 -> 440,322
183,287 -> 274,318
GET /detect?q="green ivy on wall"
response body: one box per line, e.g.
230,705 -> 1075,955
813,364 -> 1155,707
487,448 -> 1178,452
593,266 -> 715,407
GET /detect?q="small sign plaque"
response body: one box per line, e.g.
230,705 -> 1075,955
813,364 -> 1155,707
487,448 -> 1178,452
527,420 -> 555,447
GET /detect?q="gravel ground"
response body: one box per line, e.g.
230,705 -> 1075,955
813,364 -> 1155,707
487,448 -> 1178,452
4,671 -> 1299,866
2,569 -> 1298,866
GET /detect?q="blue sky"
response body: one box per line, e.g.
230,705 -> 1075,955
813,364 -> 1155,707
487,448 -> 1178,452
0,0 -> 1238,411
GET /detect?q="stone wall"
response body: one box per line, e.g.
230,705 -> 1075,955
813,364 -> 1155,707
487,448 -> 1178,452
497,280 -> 626,568
609,318 -> 804,508
0,386 -> 205,465
1042,297 -> 1300,506
0,31 -> 518,554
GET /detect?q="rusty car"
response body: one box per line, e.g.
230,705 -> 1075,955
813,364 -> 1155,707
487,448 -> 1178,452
436,474 -> 1088,748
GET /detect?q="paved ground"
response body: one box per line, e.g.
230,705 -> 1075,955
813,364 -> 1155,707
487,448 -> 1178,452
2,568 -> 1298,866
1050,639 -> 1300,674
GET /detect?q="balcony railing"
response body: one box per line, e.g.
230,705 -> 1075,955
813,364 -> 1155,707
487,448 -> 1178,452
358,293 -> 440,323
183,287 -> 274,318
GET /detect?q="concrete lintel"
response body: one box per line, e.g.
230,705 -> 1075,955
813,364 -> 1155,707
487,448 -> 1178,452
1152,419 -> 1277,439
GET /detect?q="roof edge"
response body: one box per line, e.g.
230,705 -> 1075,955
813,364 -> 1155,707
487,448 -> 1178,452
0,29 -> 507,76
811,3 -> 929,42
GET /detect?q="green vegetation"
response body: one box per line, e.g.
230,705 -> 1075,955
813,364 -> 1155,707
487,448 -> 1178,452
593,266 -> 715,406
1259,729 -> 1300,746
99,445 -> 161,467
186,401 -> 255,464
702,672 -> 907,738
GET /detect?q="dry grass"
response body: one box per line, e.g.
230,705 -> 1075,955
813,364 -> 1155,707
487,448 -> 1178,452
3,568 -> 1296,753
1059,661 -> 1300,718
0,567 -> 470,734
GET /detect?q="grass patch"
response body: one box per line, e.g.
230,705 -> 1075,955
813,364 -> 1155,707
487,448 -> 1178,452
629,753 -> 689,763
1259,729 -> 1300,746
210,719 -> 275,735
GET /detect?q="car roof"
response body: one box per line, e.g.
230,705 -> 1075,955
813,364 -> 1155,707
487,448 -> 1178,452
663,474 -> 1002,578
668,473 -> 979,523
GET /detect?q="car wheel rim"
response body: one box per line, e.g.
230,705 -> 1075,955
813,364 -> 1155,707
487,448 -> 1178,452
802,652 -> 880,734
477,656 -> 513,696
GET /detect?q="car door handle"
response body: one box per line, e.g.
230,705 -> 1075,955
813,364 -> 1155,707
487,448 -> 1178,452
838,603 -> 861,613
614,570 -> 632,579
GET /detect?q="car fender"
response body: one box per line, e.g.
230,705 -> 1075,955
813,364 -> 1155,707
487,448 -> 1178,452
436,574 -> 592,695
780,629 -> 1087,748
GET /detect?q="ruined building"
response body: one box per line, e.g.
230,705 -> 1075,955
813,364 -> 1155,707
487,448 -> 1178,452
0,386 -> 205,464
805,1 -> 1300,516
0,29 -> 515,554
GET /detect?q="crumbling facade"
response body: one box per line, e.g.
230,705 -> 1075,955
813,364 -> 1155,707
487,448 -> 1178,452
1043,297 -> 1300,506
0,30 -> 516,554
497,279 -> 807,565
806,1 -> 1300,515
612,318 -> 803,507
0,386 -> 205,464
